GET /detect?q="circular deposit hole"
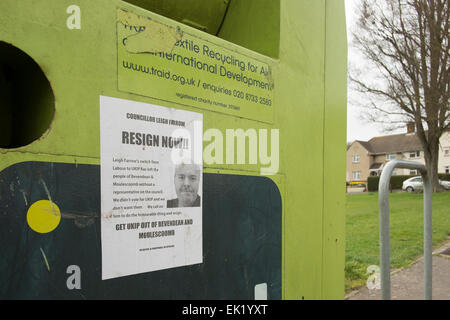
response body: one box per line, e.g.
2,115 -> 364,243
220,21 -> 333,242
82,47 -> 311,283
0,41 -> 55,148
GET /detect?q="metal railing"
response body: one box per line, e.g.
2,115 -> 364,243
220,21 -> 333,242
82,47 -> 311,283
378,160 -> 432,300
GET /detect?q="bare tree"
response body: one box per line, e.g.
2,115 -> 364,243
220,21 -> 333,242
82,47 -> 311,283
350,0 -> 449,191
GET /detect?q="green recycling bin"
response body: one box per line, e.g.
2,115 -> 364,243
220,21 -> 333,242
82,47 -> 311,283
0,0 -> 347,299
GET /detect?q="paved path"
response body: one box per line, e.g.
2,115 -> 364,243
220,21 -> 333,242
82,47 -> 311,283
346,241 -> 450,300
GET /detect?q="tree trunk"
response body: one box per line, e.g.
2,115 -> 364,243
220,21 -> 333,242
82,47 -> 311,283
423,138 -> 443,192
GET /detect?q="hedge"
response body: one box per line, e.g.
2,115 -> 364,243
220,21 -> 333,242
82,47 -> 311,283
368,175 -> 408,191
368,173 -> 450,192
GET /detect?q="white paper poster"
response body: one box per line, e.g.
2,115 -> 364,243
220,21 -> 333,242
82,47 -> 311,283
100,95 -> 203,280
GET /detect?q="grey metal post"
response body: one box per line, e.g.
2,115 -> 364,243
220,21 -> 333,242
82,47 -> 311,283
378,162 -> 393,300
423,172 -> 432,300
378,160 -> 432,300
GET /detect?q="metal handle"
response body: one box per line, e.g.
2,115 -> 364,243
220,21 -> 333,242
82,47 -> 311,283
378,160 -> 432,300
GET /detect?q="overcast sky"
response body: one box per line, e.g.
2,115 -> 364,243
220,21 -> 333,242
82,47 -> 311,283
345,0 -> 404,142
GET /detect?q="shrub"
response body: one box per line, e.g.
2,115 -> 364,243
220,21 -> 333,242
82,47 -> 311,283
367,175 -> 412,192
367,176 -> 379,192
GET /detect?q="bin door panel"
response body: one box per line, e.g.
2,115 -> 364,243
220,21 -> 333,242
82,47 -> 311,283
0,161 -> 281,299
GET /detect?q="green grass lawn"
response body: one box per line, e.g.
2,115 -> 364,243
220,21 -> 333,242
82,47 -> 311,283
345,191 -> 450,292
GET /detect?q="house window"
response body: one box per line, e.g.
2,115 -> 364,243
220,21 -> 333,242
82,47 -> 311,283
352,155 -> 360,163
446,166 -> 449,174
352,171 -> 361,180
386,153 -> 397,161
410,169 -> 418,175
444,147 -> 450,156
409,151 -> 420,158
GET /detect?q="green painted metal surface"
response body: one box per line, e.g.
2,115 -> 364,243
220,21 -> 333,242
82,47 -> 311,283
123,0 -> 230,35
217,0 -> 280,59
0,0 -> 347,299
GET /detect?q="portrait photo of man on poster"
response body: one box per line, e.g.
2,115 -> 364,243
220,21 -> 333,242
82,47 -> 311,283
167,163 -> 201,208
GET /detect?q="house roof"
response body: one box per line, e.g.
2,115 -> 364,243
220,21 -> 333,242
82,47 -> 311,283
348,132 -> 424,155
354,140 -> 374,153
368,133 -> 422,154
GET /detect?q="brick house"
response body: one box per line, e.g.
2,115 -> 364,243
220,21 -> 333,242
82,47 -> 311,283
347,126 -> 450,183
438,130 -> 450,174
